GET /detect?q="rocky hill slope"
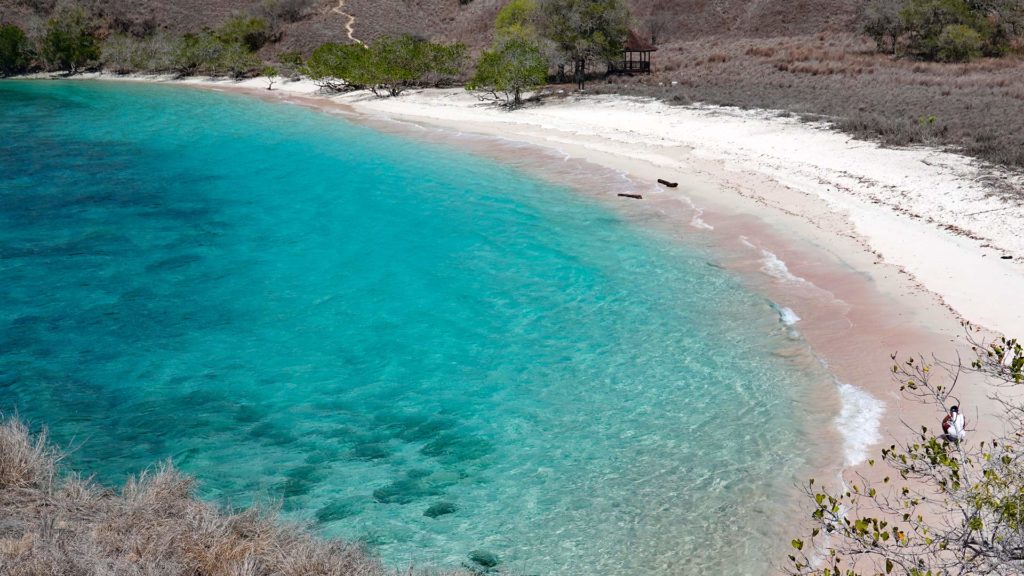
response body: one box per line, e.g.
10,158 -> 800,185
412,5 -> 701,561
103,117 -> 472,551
1,0 -> 867,53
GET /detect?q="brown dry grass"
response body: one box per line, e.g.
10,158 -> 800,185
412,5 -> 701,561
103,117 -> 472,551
1,0 -> 865,49
0,418 -> 465,576
595,32 -> 1024,170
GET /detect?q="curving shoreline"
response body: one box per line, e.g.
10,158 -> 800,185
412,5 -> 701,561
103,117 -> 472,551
33,72 -> 1024,337
170,73 -> 1021,533
273,77 -> 1018,500
6,72 -> 1022,570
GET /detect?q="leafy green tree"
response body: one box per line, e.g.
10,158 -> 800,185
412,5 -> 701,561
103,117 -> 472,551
368,35 -> 438,96
863,0 -> 1022,60
468,37 -> 548,109
41,4 -> 99,73
535,0 -> 629,90
0,24 -> 32,76
261,65 -> 278,89
901,0 -> 980,60
935,23 -> 984,60
219,41 -> 261,78
972,0 -> 1024,56
495,0 -> 538,40
172,32 -> 226,76
302,42 -> 371,91
304,36 -> 464,97
276,50 -> 304,79
863,0 -> 905,54
423,40 -> 468,87
788,325 -> 1024,576
168,28 -> 262,78
216,16 -> 273,53
355,35 -> 466,97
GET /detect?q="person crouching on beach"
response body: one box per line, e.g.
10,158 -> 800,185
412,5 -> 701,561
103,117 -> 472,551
942,405 -> 966,443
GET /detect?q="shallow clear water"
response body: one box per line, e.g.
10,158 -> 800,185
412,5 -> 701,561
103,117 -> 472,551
0,80 -> 826,574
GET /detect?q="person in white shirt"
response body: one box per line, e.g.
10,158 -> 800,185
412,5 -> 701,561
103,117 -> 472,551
942,405 -> 966,443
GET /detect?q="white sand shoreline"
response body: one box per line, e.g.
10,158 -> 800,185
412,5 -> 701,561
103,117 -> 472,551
14,72 -> 1024,573
27,72 -> 1023,339
335,86 -> 1024,340
12,71 -> 1021,477
257,76 -> 1022,470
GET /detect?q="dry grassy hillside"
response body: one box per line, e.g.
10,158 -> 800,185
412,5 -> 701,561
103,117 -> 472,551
0,0 -> 867,50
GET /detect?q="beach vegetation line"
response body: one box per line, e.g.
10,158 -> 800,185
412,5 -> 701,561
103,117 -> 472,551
0,23 -> 31,76
302,35 -> 465,97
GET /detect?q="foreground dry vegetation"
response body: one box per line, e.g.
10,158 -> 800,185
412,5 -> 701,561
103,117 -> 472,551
597,32 -> 1024,170
0,418 -> 464,576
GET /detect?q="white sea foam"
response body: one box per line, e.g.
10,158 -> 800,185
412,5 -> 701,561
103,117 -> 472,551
834,381 -> 885,466
777,306 -> 801,326
768,301 -> 801,326
759,250 -> 808,283
678,196 -> 714,230
691,215 -> 714,231
768,302 -> 801,339
739,237 -> 811,284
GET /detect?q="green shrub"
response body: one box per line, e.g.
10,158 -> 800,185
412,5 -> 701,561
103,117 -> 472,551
305,36 -> 465,96
862,0 -> 903,53
218,41 -> 261,78
495,0 -> 538,41
468,37 -> 548,109
173,32 -> 225,76
41,4 -> 100,73
369,35 -> 466,96
167,30 -> 263,78
216,16 -> 273,52
935,23 -> 983,61
370,35 -> 433,96
276,50 -> 304,79
0,23 -> 32,76
303,42 -> 371,91
424,40 -> 467,87
278,50 -> 303,68
885,0 -> 1023,61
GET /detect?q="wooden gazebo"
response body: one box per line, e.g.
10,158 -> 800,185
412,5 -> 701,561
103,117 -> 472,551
609,29 -> 657,75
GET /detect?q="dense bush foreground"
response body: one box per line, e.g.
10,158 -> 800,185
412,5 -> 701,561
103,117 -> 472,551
0,418 -> 462,576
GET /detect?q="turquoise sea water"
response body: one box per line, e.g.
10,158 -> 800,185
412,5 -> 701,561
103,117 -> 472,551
0,80 -> 828,574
